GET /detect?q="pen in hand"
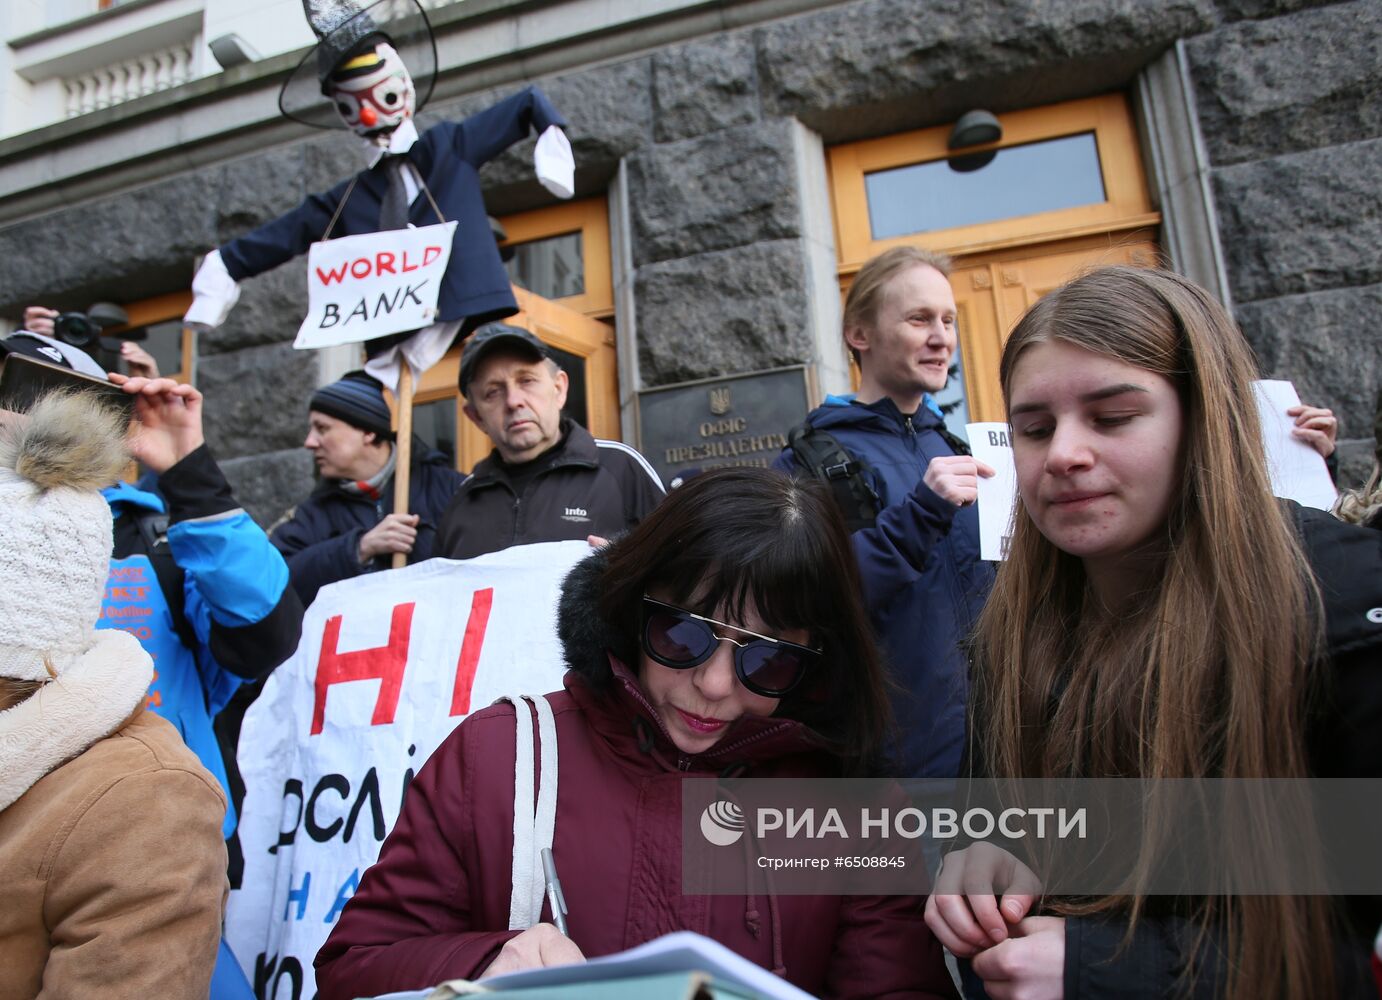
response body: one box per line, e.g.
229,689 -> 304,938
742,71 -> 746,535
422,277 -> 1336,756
541,847 -> 569,936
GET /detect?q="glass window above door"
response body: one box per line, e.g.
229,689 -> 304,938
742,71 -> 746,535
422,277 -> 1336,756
495,197 -> 612,318
865,132 -> 1106,240
827,95 -> 1157,268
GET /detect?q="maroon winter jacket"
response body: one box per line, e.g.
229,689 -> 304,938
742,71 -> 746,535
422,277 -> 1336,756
315,556 -> 957,999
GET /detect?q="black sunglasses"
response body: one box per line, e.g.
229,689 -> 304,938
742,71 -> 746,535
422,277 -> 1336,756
639,596 -> 820,698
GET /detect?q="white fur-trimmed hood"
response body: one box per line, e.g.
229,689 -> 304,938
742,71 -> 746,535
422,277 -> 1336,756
0,630 -> 154,810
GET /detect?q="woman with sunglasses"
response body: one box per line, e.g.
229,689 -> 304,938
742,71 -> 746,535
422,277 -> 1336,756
316,467 -> 958,999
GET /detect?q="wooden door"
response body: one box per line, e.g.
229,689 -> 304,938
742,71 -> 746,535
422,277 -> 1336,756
949,231 -> 1162,422
829,92 -> 1164,426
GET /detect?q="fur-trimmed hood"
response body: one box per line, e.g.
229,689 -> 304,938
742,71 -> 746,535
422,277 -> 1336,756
555,547 -> 636,686
0,629 -> 153,810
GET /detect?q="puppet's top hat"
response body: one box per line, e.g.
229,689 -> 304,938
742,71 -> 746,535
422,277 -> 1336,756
279,0 -> 437,129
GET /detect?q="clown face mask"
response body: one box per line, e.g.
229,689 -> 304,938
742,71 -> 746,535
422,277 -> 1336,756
329,40 -> 415,138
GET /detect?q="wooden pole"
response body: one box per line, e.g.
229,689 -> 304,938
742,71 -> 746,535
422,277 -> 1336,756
180,324 -> 199,385
391,363 -> 414,570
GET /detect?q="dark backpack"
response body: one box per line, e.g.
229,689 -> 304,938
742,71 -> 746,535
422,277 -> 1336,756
786,423 -> 883,532
786,418 -> 973,532
130,509 -> 201,655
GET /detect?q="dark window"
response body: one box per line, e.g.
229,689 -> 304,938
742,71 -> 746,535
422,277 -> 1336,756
90,318 -> 184,378
547,345 -> 588,430
413,398 -> 458,467
130,319 -> 183,377
504,232 -> 584,300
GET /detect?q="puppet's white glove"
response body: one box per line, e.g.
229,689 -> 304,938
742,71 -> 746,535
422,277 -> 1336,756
184,250 -> 241,328
534,125 -> 575,200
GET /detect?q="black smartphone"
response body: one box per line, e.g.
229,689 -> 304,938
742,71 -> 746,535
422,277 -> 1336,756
0,353 -> 135,421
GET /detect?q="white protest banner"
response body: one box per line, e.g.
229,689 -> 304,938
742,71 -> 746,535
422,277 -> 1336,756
226,540 -> 588,999
294,221 -> 458,350
1252,379 -> 1338,511
967,422 -> 1018,561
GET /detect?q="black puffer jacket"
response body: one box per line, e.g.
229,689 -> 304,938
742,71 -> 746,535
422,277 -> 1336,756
270,442 -> 464,607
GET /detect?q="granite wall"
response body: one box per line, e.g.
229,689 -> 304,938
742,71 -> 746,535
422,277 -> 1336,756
1186,0 -> 1382,486
0,0 -> 1376,525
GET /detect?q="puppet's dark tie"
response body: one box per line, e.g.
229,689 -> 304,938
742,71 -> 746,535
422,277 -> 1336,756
378,154 -> 410,230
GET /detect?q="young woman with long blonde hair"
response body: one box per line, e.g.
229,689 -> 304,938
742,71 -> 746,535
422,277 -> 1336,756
925,266 -> 1382,999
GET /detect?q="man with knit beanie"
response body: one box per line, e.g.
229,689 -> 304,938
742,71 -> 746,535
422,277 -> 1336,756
270,369 -> 464,606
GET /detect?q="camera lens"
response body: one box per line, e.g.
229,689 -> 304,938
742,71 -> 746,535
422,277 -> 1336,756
53,313 -> 98,348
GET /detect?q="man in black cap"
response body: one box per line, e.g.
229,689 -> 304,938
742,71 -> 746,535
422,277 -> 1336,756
435,323 -> 664,559
270,370 -> 464,605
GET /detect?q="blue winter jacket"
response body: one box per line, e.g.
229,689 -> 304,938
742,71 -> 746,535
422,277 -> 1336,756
270,442 -> 465,608
218,86 -> 567,332
100,446 -> 303,838
774,394 -> 994,778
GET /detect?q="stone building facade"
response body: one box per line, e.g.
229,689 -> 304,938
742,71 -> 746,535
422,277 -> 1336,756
0,0 -> 1376,526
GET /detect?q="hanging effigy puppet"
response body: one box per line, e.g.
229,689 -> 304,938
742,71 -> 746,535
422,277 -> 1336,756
184,0 -> 574,385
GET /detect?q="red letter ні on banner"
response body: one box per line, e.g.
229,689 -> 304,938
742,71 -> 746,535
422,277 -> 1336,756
311,602 -> 416,735
449,588 -> 493,717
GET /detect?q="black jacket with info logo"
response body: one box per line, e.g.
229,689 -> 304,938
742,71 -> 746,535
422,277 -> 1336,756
435,419 -> 664,560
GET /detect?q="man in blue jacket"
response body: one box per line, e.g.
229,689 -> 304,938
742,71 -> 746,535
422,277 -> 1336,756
101,375 -> 304,835
774,247 -> 994,779
104,375 -> 303,1000
112,376 -> 304,1000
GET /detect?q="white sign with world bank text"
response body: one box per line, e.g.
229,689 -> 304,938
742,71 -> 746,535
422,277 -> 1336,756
294,221 -> 457,349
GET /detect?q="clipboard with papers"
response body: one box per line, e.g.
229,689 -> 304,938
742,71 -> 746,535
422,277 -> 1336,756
370,931 -> 818,999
